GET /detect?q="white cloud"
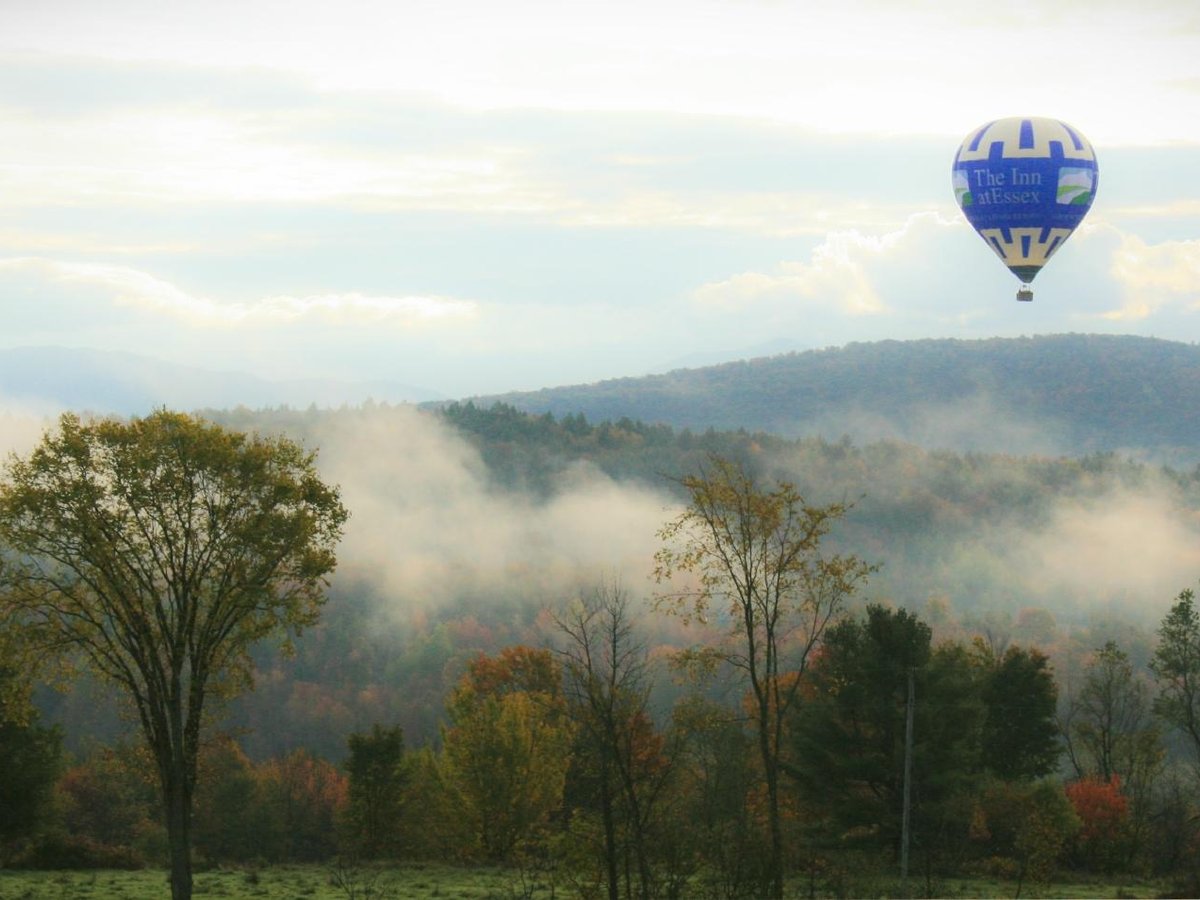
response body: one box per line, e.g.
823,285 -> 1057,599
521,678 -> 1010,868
0,106 -> 545,209
0,405 -> 55,457
5,0 -> 1199,143
691,213 -> 960,316
0,1 -> 1197,397
1106,233 -> 1200,320
0,257 -> 478,327
685,211 -> 1200,345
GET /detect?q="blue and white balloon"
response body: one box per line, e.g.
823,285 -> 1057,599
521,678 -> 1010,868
952,117 -> 1099,301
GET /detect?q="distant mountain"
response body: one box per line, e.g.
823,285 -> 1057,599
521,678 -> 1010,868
0,346 -> 444,414
457,334 -> 1200,460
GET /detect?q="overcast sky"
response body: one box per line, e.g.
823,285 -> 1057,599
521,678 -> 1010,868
3,0 -> 1199,400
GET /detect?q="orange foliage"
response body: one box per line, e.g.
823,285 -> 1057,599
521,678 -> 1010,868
1065,776 -> 1128,844
461,645 -> 561,699
1064,775 -> 1129,871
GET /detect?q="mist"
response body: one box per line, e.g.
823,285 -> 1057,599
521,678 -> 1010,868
300,405 -> 677,614
0,403 -> 56,461
794,391 -> 1073,457
764,413 -> 1200,631
8,398 -> 1197,636
992,487 -> 1200,623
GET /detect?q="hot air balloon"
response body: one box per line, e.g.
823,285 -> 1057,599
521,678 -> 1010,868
952,117 -> 1098,301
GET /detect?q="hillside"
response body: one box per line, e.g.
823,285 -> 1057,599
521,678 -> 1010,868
60,400 -> 1186,764
7,335 -> 1200,461
460,334 -> 1200,461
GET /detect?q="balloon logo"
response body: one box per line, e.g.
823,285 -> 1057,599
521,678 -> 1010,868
952,117 -> 1098,301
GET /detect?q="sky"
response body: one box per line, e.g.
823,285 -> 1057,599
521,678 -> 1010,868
3,0 -> 1200,401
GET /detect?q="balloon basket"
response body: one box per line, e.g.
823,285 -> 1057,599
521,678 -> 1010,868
1016,286 -> 1033,302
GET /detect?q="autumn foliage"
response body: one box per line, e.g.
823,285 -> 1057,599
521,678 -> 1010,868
1064,776 -> 1130,872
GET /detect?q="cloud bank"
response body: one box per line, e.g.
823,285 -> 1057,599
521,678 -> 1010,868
301,406 -> 675,610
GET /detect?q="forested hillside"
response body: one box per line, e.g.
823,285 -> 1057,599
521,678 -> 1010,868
462,334 -> 1200,462
10,401 -> 1200,894
31,401 -> 1194,761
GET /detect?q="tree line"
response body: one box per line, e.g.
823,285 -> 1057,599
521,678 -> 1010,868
5,589 -> 1199,896
4,411 -> 1200,899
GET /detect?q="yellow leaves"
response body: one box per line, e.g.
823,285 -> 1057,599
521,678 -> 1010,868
654,455 -> 873,662
438,647 -> 575,861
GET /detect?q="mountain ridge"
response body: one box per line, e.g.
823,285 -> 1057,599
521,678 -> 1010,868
453,334 -> 1200,460
6,334 -> 1200,461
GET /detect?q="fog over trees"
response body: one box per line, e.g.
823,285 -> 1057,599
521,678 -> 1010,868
4,396 -> 1200,896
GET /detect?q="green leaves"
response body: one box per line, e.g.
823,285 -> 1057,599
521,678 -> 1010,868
1150,588 -> 1200,764
0,410 -> 347,695
0,409 -> 347,899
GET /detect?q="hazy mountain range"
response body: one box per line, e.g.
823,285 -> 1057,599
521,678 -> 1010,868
463,334 -> 1200,461
6,334 -> 1200,462
0,346 -> 445,413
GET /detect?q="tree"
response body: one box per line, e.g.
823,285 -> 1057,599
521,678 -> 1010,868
1150,588 -> 1200,767
56,741 -> 162,861
1062,640 -> 1162,864
973,779 -> 1079,896
344,724 -> 408,858
555,579 -> 670,900
0,411 -> 347,899
654,455 -> 874,898
0,672 -> 63,860
979,645 -> 1060,781
789,606 -> 984,871
255,748 -> 348,862
1063,776 -> 1130,873
1064,641 -> 1161,784
191,737 -> 264,864
439,646 -> 575,861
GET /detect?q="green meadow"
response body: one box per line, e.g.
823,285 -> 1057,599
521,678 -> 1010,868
0,866 -> 1172,900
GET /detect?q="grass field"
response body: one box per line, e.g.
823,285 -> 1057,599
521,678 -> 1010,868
0,864 -> 1173,899
0,863 -> 537,900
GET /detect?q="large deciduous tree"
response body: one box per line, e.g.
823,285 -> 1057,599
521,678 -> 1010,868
0,410 -> 347,900
1061,640 -> 1162,865
654,455 -> 873,898
1064,641 -> 1161,785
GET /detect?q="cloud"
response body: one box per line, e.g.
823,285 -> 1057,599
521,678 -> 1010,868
690,212 -> 963,317
685,211 -> 1200,345
1106,233 -> 1200,320
693,228 -> 896,315
7,0 -> 1200,143
301,405 -> 1200,631
0,257 -> 478,327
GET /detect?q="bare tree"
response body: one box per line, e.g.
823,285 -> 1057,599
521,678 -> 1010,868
555,578 -> 669,900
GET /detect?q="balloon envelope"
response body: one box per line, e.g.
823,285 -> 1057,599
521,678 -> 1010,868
952,117 -> 1098,286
